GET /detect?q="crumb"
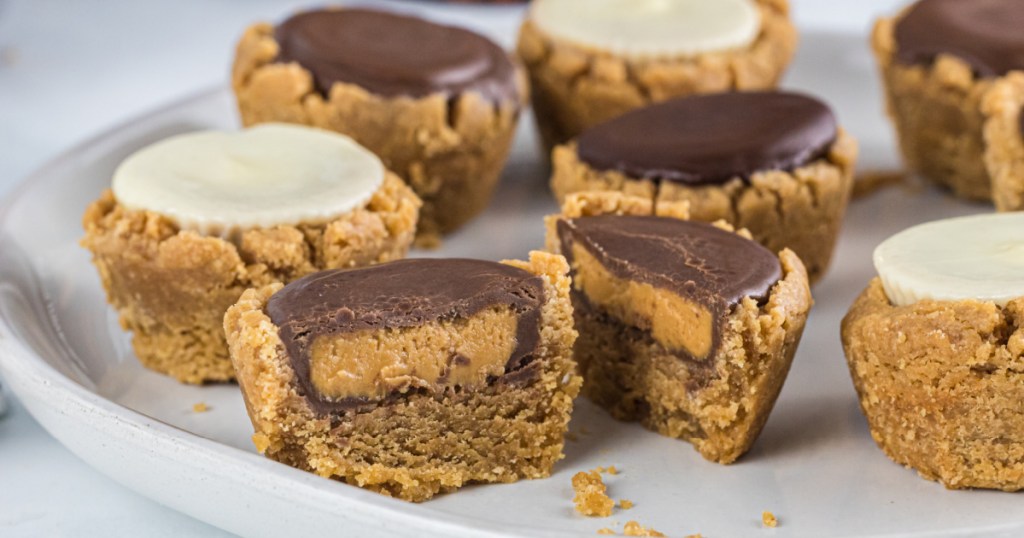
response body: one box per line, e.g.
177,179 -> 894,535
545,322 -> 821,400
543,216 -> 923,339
852,170 -> 907,198
597,529 -> 615,535
623,520 -> 665,537
572,470 -> 615,517
252,433 -> 271,454
762,510 -> 778,528
566,432 -> 581,442
192,402 -> 208,413
685,534 -> 703,538
619,499 -> 634,509
606,465 -> 619,475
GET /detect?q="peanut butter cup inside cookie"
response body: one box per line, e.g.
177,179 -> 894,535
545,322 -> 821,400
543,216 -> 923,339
552,91 -> 856,283
225,253 -> 581,501
233,8 -> 525,240
547,200 -> 811,464
266,259 -> 544,413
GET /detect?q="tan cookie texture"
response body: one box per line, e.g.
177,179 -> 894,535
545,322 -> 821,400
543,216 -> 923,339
546,193 -> 812,464
873,14 -> 1024,208
81,174 -> 419,384
842,279 -> 1024,491
549,130 -> 857,284
231,22 -> 527,240
516,0 -> 797,151
223,251 -> 582,502
983,73 -> 1024,211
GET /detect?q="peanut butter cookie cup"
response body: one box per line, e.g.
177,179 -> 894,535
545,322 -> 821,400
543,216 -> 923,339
233,8 -> 526,241
82,124 -> 419,384
224,253 -> 580,501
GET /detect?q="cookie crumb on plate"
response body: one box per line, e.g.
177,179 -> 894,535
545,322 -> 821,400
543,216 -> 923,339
763,510 -> 779,527
572,470 -> 614,517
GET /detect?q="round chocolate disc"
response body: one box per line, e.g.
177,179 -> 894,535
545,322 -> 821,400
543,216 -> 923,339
894,0 -> 1024,77
575,91 -> 837,186
274,8 -> 518,102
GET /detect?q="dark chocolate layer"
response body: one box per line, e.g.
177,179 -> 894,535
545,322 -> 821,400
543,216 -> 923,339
576,91 -> 837,186
558,216 -> 782,359
266,259 -> 544,414
894,0 -> 1024,78
273,8 -> 519,102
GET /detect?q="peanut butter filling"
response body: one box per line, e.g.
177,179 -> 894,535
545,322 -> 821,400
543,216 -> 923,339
570,244 -> 714,359
308,307 -> 520,401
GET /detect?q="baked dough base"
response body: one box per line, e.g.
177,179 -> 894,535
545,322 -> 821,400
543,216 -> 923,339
842,279 -> 1024,491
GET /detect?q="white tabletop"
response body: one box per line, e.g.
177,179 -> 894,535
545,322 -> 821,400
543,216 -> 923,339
0,1 -> 904,536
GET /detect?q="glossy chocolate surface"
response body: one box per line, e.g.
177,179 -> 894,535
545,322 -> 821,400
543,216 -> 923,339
267,259 -> 544,413
274,8 -> 518,102
576,92 -> 837,186
894,0 -> 1024,77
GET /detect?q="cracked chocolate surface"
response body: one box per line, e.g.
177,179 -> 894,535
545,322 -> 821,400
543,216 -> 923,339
274,8 -> 519,103
894,0 -> 1024,78
575,91 -> 836,186
558,216 -> 781,360
266,258 -> 544,414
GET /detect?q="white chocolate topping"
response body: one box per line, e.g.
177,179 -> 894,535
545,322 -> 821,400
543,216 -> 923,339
111,124 -> 385,236
874,213 -> 1024,307
529,0 -> 761,59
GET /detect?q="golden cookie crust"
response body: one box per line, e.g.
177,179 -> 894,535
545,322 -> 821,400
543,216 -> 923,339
224,251 -> 581,502
547,192 -> 812,464
81,174 -> 419,384
842,279 -> 1024,491
982,73 -> 1024,211
516,0 -> 797,151
231,22 -> 527,241
549,130 -> 856,284
873,13 -> 1024,207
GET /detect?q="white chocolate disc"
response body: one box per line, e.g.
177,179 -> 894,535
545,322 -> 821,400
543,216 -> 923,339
874,213 -> 1024,307
529,0 -> 761,59
112,124 -> 384,236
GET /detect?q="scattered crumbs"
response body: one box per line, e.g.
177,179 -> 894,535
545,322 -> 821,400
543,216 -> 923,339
567,432 -> 581,442
606,465 -> 619,475
618,499 -> 634,509
762,510 -> 779,528
622,520 -> 665,537
252,433 -> 271,454
852,169 -> 908,199
572,470 -> 615,517
192,402 -> 209,413
597,529 -> 615,535
685,534 -> 703,538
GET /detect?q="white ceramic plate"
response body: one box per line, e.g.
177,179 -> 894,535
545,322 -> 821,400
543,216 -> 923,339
1,25 -> 1021,538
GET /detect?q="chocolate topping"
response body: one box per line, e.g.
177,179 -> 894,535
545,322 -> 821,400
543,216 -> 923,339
576,92 -> 837,186
273,8 -> 519,102
894,0 -> 1024,78
266,259 -> 544,414
558,216 -> 782,359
